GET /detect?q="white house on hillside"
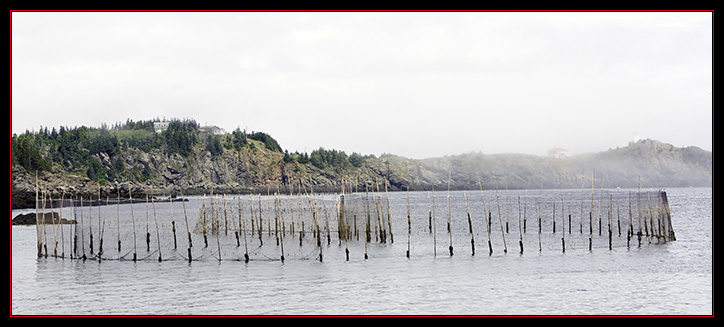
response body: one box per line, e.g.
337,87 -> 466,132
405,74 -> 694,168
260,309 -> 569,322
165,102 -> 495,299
154,121 -> 169,133
199,125 -> 226,135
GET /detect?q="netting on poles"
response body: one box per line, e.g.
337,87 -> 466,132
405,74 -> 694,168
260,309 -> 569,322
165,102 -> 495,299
31,188 -> 675,262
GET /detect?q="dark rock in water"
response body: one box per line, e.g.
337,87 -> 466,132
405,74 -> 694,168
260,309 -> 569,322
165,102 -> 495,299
12,212 -> 75,225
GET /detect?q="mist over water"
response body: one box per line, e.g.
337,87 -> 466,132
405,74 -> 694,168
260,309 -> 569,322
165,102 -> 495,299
11,187 -> 712,316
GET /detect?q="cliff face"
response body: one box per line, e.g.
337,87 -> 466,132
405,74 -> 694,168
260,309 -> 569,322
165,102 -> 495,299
11,138 -> 712,209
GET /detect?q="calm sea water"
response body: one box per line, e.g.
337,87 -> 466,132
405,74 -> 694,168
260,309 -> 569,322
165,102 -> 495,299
11,187 -> 712,316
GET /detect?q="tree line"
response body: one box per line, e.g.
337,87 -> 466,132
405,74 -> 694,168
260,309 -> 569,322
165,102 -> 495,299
12,118 -> 374,184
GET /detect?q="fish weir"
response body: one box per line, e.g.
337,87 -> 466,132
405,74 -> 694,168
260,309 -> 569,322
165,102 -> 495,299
28,180 -> 678,264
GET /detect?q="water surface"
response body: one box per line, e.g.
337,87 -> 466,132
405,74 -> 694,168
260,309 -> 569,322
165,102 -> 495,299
11,187 -> 712,316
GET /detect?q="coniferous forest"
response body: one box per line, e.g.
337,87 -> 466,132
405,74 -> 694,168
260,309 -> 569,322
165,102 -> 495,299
12,118 -> 374,186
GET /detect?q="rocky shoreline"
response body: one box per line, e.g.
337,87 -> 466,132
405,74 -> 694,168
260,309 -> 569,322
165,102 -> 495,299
11,139 -> 712,210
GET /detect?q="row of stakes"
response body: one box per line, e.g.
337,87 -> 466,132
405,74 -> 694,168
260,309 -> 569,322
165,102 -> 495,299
32,178 -> 676,263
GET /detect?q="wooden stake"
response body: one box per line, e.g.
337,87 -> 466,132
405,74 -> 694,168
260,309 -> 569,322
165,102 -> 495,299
324,199 -> 331,246
35,172 -> 41,258
289,184 -> 295,237
476,174 -> 492,255
523,190 -> 528,234
117,188 -> 121,253
608,193 -> 613,250
276,193 -> 285,262
428,191 -> 432,234
518,194 -> 523,254
661,191 -> 675,241
70,195 -> 76,259
80,196 -> 86,260
385,178 -> 393,244
248,194 -> 255,246
637,177 -> 642,247
90,186 -> 99,259
407,186 -> 411,258
505,182 -> 510,234
447,173 -> 453,256
466,192 -> 475,256
258,194 -> 264,246
240,196 -> 249,263
60,190 -> 66,258
130,192 -> 137,261
182,190 -> 193,262
274,193 -> 280,246
561,188 -> 565,253
432,185 -> 437,257
496,183 -> 507,254
86,193 -> 92,256
146,195 -> 151,252
41,188 -> 48,257
537,187 -> 542,253
580,173 -> 585,234
617,189 -> 622,237
152,198 -> 162,262
46,192 -> 57,258
590,171 -> 595,251
364,183 -> 370,259
223,194 -> 228,236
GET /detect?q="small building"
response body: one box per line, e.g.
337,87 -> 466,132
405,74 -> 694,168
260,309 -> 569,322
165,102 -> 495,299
199,125 -> 226,135
547,146 -> 569,158
154,121 -> 169,133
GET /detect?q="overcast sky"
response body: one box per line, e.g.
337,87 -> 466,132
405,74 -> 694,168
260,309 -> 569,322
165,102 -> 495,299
11,11 -> 712,159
